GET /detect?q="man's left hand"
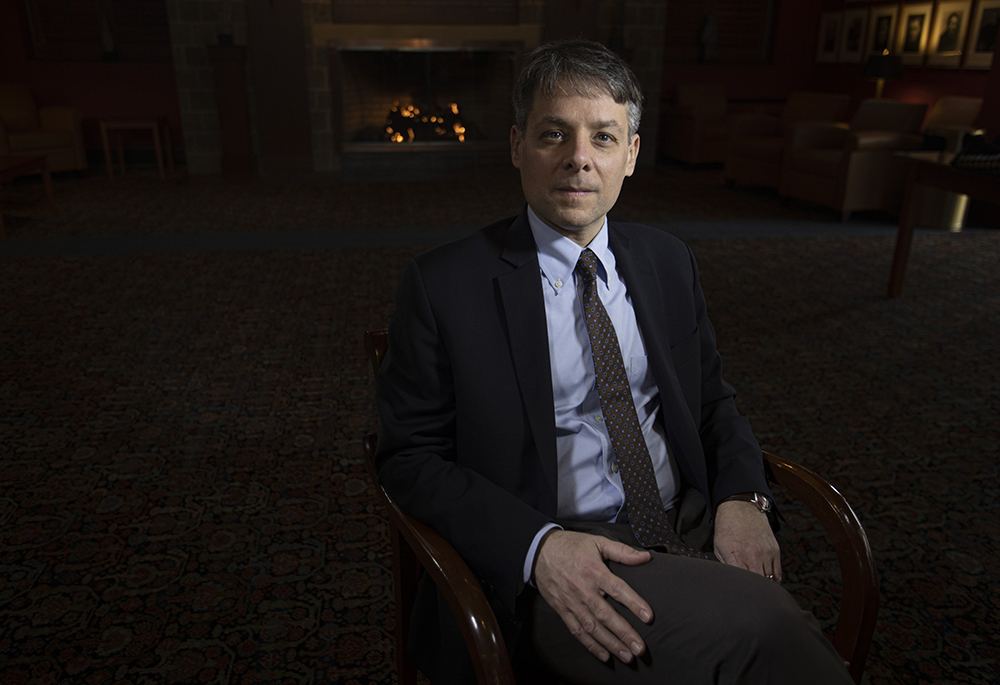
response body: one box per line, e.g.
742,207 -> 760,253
713,500 -> 781,582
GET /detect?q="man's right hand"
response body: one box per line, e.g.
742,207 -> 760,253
533,530 -> 654,664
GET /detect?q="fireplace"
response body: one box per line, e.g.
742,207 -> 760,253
329,39 -> 522,155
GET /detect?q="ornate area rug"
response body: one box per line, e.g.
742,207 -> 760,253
1,174 -> 997,684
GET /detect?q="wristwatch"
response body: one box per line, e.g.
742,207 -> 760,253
720,492 -> 772,514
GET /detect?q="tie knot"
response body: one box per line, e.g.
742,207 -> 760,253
576,248 -> 599,282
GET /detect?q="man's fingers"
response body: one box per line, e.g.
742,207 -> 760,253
769,551 -> 782,583
595,537 -> 652,566
560,610 -> 610,662
600,570 -> 654,625
579,594 -> 643,662
534,531 -> 651,662
561,597 -> 637,663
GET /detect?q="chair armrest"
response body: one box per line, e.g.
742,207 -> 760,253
847,131 -> 923,152
729,113 -> 779,140
764,451 -> 878,685
786,122 -> 849,151
38,106 -> 83,133
924,125 -> 985,153
364,434 -> 517,685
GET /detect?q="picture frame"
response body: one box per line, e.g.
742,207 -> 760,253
965,0 -> 1000,68
817,12 -> 843,62
867,5 -> 900,56
840,8 -> 870,62
897,2 -> 934,64
928,0 -> 973,66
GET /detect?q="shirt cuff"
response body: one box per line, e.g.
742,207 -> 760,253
523,522 -> 563,586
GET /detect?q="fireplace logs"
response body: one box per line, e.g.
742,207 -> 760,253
351,100 -> 481,144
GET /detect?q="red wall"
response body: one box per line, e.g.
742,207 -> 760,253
0,0 -> 181,149
661,1 -> 823,102
661,0 -> 992,119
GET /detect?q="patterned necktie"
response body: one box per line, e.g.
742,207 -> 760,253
576,248 -> 711,559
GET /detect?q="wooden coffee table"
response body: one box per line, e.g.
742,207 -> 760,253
0,155 -> 53,240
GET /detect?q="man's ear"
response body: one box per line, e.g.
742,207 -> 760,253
510,125 -> 523,169
625,133 -> 640,177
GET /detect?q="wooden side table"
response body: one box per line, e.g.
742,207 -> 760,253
99,118 -> 175,181
890,152 -> 1000,297
0,155 -> 53,240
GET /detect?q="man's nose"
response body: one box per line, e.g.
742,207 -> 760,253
562,134 -> 591,171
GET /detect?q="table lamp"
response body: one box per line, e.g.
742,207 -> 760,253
863,50 -> 903,99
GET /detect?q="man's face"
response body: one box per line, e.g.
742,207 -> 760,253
510,86 -> 639,247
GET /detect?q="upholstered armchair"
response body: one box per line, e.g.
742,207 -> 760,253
922,96 -> 983,152
724,92 -> 851,189
779,99 -> 927,221
0,85 -> 87,172
660,84 -> 730,165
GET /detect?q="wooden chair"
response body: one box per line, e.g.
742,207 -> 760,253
363,328 -> 878,685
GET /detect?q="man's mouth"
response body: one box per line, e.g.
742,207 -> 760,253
556,187 -> 596,197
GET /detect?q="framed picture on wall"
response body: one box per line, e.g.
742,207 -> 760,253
817,12 -> 842,62
868,5 -> 900,56
897,2 -> 934,64
965,0 -> 1000,67
928,0 -> 973,66
840,8 -> 870,61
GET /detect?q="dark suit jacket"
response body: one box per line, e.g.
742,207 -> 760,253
374,208 -> 770,681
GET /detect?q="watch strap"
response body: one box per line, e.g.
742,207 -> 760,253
720,492 -> 772,514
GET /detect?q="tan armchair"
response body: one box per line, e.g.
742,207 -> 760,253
660,84 -> 730,165
0,85 -> 87,172
779,99 -> 927,221
725,92 -> 851,188
922,96 -> 983,152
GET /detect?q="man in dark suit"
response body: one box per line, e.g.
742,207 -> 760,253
375,40 -> 853,684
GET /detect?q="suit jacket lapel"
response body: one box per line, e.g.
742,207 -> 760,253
496,210 -> 559,498
609,224 -> 709,491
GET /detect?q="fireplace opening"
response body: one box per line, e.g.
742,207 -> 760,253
330,40 -> 522,154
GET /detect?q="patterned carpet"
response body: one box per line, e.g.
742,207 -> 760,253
1,168 -> 997,684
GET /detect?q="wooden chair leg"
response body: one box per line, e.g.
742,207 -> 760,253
101,123 -> 115,182
153,125 -> 166,181
116,133 -> 125,174
164,124 -> 175,175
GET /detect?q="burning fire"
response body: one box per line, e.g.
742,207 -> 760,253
384,101 -> 469,143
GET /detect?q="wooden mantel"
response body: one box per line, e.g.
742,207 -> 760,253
313,23 -> 542,48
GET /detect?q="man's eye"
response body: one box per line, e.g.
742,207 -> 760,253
596,133 -> 615,143
543,131 -> 563,140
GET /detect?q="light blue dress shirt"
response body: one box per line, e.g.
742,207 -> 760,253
521,207 -> 681,584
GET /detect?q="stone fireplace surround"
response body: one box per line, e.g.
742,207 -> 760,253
169,1 -> 664,175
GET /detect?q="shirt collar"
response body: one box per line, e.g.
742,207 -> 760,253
527,206 -> 612,294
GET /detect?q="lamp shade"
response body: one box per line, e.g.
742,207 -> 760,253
863,53 -> 903,81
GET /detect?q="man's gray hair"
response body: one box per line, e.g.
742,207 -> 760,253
512,39 -> 644,138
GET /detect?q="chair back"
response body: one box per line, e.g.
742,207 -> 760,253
780,92 -> 851,131
362,328 -> 518,685
0,85 -> 40,133
363,328 -> 877,685
364,328 -> 388,379
676,84 -> 727,120
850,99 -> 927,133
923,96 -> 983,130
